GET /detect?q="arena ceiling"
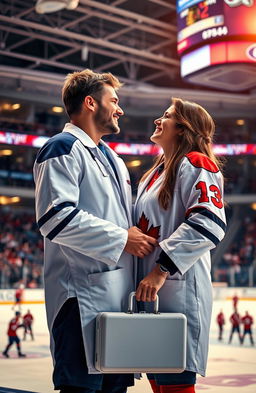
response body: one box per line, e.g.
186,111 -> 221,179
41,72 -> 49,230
0,0 -> 255,113
0,0 -> 182,86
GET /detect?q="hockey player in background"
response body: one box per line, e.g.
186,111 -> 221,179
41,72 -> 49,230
12,283 -> 24,311
2,311 -> 26,358
23,309 -> 34,341
232,293 -> 239,311
241,311 -> 254,345
216,310 -> 225,341
229,310 -> 242,344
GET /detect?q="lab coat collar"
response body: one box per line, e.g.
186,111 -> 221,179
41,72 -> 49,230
99,139 -> 119,157
62,123 -> 97,148
62,124 -> 120,158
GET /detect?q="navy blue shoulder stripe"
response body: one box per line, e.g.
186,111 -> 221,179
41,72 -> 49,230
36,132 -> 78,163
37,202 -> 76,228
46,208 -> 79,241
185,219 -> 220,246
186,207 -> 226,232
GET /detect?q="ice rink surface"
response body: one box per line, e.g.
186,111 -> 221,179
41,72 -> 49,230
0,298 -> 255,393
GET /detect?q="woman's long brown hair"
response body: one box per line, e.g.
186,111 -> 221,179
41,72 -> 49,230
140,97 -> 224,210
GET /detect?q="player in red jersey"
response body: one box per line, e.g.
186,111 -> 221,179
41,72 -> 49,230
23,309 -> 34,341
12,283 -> 24,311
228,311 -> 242,344
216,310 -> 225,341
232,294 -> 239,311
2,311 -> 26,358
241,311 -> 254,345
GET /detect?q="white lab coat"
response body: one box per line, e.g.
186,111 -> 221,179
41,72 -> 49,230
33,123 -> 135,373
134,152 -> 226,376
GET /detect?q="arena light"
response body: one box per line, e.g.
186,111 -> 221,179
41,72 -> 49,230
236,119 -> 245,126
2,103 -> 12,110
35,0 -> 79,14
127,160 -> 142,168
0,149 -> 13,156
10,196 -> 21,203
52,106 -> 64,113
12,103 -> 21,110
0,196 -> 21,205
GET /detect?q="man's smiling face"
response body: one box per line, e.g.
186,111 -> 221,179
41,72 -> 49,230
94,84 -> 124,135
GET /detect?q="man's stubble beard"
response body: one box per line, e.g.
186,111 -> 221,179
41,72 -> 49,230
94,102 -> 120,135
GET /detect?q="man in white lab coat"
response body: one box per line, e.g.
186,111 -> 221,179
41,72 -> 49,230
33,69 -> 157,393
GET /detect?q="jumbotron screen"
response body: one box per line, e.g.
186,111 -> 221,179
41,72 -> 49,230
177,0 -> 256,55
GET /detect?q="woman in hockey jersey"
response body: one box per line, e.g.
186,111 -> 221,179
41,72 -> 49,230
135,97 -> 226,393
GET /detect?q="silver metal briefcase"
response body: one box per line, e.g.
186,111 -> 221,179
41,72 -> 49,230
95,292 -> 187,373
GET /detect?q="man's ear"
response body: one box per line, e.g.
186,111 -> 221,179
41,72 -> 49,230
84,95 -> 97,112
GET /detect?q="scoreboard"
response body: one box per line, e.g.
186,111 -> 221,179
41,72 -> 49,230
177,0 -> 256,55
176,0 -> 256,90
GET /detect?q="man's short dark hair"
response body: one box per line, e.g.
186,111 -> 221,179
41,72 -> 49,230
62,69 -> 122,118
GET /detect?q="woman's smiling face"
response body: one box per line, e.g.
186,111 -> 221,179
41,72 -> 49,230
150,105 -> 182,152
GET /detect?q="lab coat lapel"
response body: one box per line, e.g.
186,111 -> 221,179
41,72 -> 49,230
100,141 -> 133,226
62,124 -> 131,224
62,124 -> 121,188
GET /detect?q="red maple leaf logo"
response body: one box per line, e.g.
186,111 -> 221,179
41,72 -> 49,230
137,212 -> 160,239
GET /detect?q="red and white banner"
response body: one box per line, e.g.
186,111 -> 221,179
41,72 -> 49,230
1,130 -> 256,156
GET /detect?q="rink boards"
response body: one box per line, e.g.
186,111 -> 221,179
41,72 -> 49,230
0,288 -> 255,393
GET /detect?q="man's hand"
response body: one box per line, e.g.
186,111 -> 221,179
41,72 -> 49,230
136,265 -> 168,302
124,226 -> 158,257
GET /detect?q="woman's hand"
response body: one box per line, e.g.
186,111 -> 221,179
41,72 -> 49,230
136,265 -> 169,302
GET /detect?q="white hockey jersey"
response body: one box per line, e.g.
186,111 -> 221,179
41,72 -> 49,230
134,151 -> 226,376
33,123 -> 135,373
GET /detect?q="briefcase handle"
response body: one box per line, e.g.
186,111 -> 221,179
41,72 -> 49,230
127,291 -> 159,314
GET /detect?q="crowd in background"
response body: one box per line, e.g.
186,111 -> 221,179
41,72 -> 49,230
0,157 -> 33,188
214,214 -> 256,286
0,119 -> 58,137
0,118 -> 138,141
0,209 -> 255,289
0,211 -> 43,289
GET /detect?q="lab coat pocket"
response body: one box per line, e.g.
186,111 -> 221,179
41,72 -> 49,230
88,268 -> 129,313
158,279 -> 186,314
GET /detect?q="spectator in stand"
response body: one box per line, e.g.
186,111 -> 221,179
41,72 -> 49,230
23,309 -> 34,341
27,278 -> 38,288
2,311 -> 26,358
240,237 -> 255,266
241,311 -> 254,346
229,310 -> 242,344
216,310 -> 225,341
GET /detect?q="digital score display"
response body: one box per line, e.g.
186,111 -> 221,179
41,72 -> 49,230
177,0 -> 256,55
